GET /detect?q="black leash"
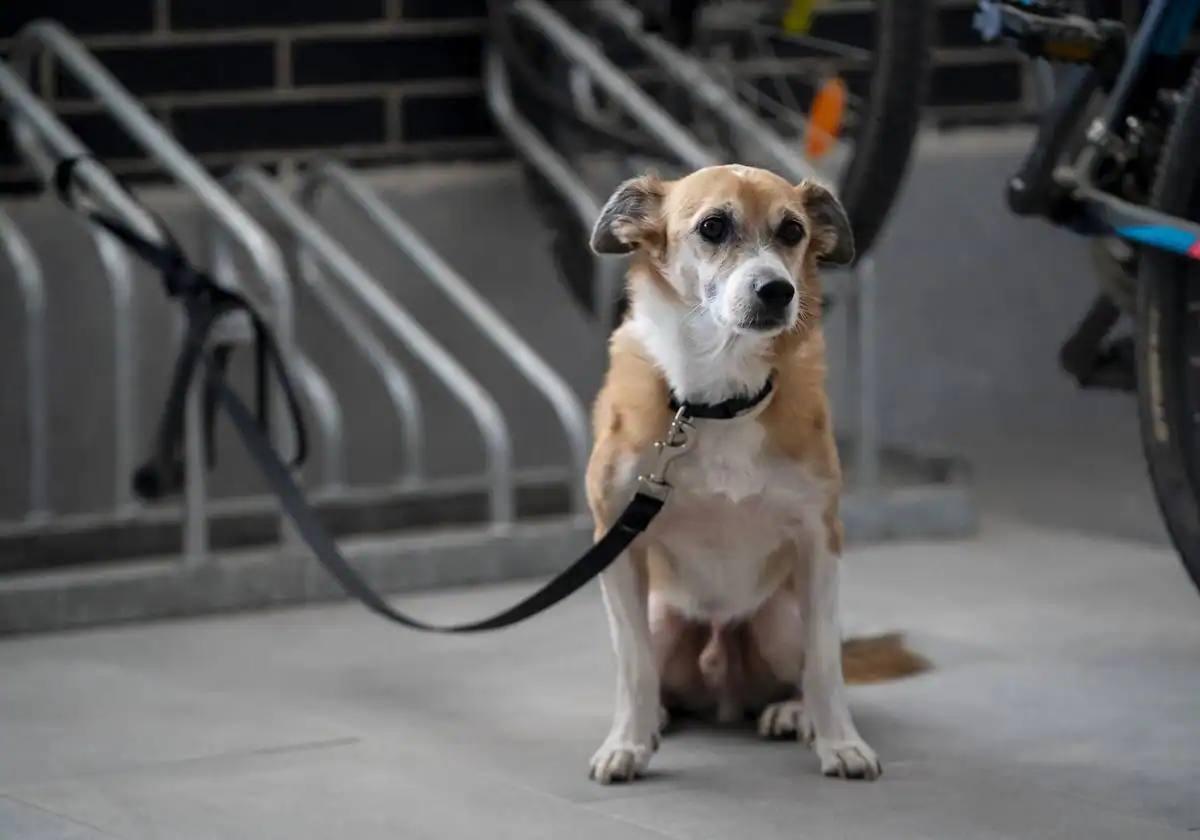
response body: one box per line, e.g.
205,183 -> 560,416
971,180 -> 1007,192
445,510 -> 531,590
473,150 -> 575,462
53,157 -> 689,633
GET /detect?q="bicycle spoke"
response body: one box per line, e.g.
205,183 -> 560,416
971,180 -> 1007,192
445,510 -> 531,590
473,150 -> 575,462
748,23 -> 874,63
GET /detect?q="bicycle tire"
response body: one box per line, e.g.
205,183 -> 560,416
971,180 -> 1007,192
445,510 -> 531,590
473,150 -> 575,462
1135,59 -> 1200,592
649,0 -> 933,256
838,0 -> 933,256
503,0 -> 932,321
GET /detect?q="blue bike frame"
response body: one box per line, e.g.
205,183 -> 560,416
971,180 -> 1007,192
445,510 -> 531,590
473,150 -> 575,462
981,0 -> 1200,259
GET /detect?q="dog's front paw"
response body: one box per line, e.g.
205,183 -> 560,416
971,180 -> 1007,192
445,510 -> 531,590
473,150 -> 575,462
589,738 -> 654,784
757,699 -> 813,741
815,737 -> 881,781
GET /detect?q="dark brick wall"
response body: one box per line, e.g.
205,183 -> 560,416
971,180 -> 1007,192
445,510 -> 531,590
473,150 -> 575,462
0,0 -> 1027,192
0,0 -> 497,190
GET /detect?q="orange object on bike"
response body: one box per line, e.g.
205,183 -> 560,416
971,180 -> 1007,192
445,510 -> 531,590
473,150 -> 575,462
805,76 -> 846,161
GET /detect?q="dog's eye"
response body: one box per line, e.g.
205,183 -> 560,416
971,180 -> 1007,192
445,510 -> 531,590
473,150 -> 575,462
698,215 -> 728,243
776,218 -> 806,247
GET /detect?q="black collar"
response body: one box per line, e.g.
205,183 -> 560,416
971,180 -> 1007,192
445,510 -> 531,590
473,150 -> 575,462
669,376 -> 775,420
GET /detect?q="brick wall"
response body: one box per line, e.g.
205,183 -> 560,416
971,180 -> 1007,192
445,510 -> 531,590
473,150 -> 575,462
0,0 -> 501,191
0,0 -> 1028,193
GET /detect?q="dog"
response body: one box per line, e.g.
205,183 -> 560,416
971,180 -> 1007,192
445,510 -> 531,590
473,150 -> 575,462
585,164 -> 922,785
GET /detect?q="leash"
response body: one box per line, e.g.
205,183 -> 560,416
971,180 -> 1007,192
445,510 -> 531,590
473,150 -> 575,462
52,157 -> 697,632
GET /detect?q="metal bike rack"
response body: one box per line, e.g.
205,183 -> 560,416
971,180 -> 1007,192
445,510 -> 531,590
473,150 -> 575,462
490,0 -> 974,534
0,209 -> 49,522
484,49 -> 626,333
497,0 -> 893,481
223,165 -> 517,525
510,0 -> 719,171
1,21 -> 328,560
293,242 -> 426,490
592,0 -> 824,184
299,159 -> 591,516
588,0 -> 879,485
290,353 -> 348,495
0,63 -> 144,519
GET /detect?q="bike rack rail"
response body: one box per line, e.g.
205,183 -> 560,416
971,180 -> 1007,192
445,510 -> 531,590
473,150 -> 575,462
510,0 -> 719,172
484,49 -> 627,332
223,165 -> 518,524
494,0 -> 885,489
0,208 -> 49,522
1,21 -> 331,558
592,0 -> 824,184
299,159 -> 591,516
0,62 -> 145,518
292,241 -> 426,490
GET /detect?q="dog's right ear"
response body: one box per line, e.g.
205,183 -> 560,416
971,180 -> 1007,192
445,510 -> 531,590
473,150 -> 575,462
590,175 -> 667,255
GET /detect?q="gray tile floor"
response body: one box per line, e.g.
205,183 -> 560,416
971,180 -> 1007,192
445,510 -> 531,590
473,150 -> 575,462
3,127 -> 1199,838
3,516 -> 1198,839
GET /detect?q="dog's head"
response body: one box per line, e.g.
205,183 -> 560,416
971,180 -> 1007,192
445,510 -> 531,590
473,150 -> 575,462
591,164 -> 852,338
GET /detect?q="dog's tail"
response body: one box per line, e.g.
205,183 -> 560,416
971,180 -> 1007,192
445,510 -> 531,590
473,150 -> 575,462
841,632 -> 930,684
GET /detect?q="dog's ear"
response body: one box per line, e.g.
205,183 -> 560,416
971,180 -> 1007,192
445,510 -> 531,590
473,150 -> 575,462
590,174 -> 667,255
798,180 -> 854,266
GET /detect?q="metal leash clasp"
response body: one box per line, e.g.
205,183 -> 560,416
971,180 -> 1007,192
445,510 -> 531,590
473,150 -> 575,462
637,407 -> 695,502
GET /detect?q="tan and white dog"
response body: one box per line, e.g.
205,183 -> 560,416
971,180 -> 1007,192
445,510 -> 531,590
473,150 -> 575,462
585,164 -> 919,785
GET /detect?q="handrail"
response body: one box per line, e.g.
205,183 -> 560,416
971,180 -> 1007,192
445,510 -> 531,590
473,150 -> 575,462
301,159 -> 591,515
592,0 -> 824,185
510,0 -> 719,172
293,239 -> 425,487
224,166 -> 516,524
0,210 -> 50,521
0,60 -> 144,518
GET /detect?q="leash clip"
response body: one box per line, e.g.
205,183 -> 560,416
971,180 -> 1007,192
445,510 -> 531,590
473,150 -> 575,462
637,406 -> 695,502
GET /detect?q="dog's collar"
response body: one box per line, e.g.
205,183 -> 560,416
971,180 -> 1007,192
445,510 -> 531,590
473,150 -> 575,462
669,376 -> 775,420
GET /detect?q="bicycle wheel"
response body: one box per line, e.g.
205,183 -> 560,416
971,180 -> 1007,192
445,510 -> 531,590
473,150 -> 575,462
1136,60 -> 1200,592
632,0 -> 933,254
496,0 -> 931,322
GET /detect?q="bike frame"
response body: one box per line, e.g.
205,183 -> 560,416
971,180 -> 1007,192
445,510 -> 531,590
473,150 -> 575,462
987,0 -> 1200,259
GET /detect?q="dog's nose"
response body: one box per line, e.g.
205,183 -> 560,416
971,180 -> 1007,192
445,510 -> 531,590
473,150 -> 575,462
755,278 -> 795,308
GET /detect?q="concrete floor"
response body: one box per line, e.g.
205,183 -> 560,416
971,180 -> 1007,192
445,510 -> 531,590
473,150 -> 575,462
3,125 -> 1199,837
2,516 -> 1198,839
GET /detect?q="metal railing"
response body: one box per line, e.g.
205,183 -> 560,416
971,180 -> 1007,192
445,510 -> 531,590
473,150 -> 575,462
0,62 -> 144,518
299,159 -> 591,515
510,0 -> 719,172
483,49 -> 626,332
591,0 -> 824,185
294,244 -> 426,489
1,22 -> 321,556
0,209 -> 49,522
289,353 -> 347,494
223,165 -> 518,524
492,0 -> 881,490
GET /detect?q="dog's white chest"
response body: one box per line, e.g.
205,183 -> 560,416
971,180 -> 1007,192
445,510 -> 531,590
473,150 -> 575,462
640,418 -> 829,621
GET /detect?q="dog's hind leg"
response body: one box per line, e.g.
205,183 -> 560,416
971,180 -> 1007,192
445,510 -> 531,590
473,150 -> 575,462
750,586 -> 810,740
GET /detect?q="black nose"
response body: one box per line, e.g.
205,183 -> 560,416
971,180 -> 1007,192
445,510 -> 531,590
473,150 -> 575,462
755,279 -> 795,308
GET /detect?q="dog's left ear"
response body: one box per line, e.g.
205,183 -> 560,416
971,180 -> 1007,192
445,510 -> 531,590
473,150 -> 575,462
590,174 -> 667,255
798,180 -> 855,266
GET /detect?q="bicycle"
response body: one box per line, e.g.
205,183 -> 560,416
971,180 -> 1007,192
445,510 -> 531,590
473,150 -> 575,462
489,0 -> 933,321
973,0 -> 1200,590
